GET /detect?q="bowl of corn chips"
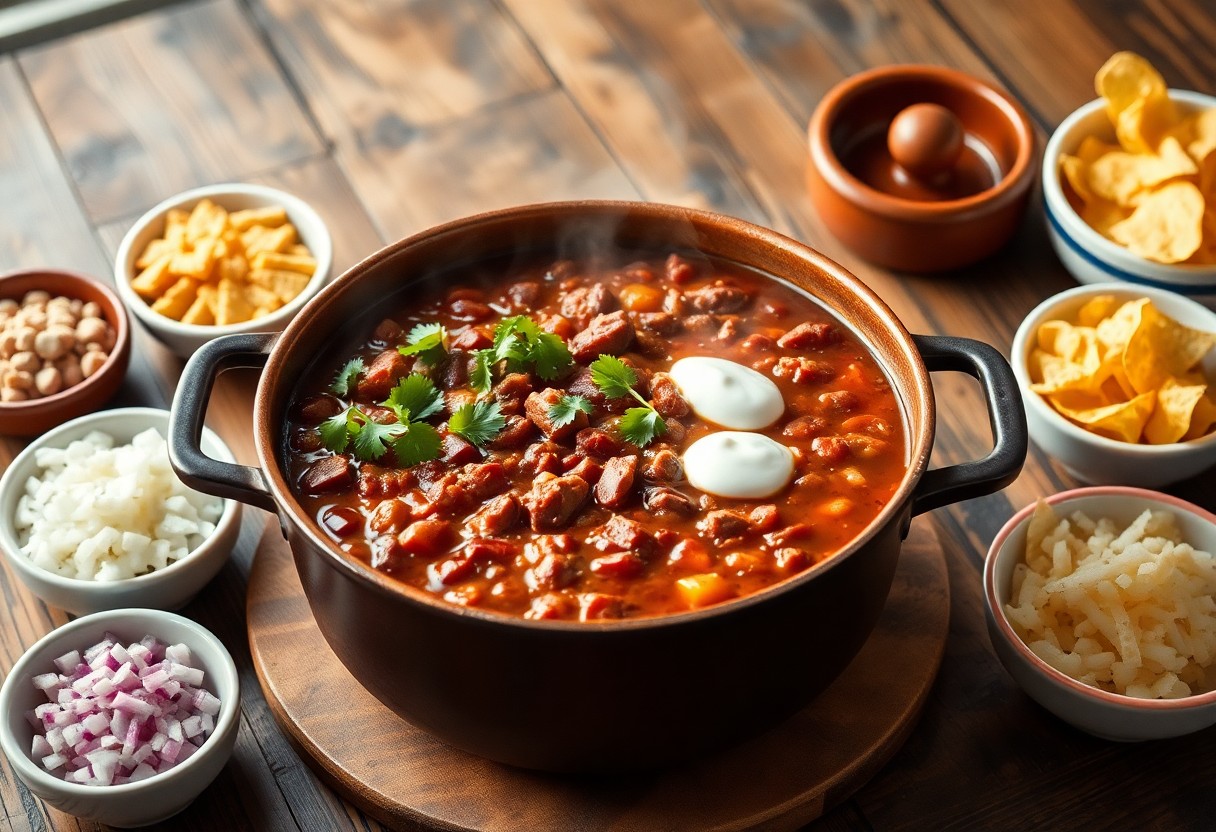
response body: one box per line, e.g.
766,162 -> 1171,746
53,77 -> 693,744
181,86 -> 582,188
1011,282 -> 1216,486
114,184 -> 333,358
1044,53 -> 1216,300
984,487 -> 1216,741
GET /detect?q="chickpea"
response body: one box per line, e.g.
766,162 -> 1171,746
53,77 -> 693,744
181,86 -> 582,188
13,327 -> 35,352
47,308 -> 77,329
81,301 -> 101,319
69,298 -> 83,315
10,351 -> 39,373
81,351 -> 107,378
0,331 -> 16,358
1,388 -> 28,402
34,327 -> 73,361
58,358 -> 83,388
75,317 -> 108,346
20,308 -> 47,331
0,299 -> 17,315
46,296 -> 72,311
3,369 -> 33,390
34,367 -> 62,397
21,290 -> 50,307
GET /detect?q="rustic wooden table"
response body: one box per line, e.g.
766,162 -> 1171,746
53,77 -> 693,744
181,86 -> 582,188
1,1 -> 1214,829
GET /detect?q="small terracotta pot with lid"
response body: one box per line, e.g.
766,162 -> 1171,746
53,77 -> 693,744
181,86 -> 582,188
807,65 -> 1037,272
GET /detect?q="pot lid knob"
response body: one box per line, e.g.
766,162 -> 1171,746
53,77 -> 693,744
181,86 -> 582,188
887,103 -> 964,180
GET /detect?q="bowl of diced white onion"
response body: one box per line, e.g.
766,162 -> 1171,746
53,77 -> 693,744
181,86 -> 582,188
0,608 -> 239,826
0,407 -> 241,615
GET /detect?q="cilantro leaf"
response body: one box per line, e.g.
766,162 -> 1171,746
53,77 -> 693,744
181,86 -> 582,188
391,422 -> 442,466
329,358 -> 364,397
470,349 -> 494,396
319,407 -> 358,453
352,418 -> 408,461
397,322 -> 448,364
448,400 -> 506,447
619,407 -> 667,447
491,316 -> 536,365
589,354 -> 638,400
530,332 -> 573,380
547,394 -> 592,429
383,374 -> 443,423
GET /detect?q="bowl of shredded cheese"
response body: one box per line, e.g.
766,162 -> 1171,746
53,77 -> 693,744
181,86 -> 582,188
0,407 -> 240,615
984,486 -> 1216,740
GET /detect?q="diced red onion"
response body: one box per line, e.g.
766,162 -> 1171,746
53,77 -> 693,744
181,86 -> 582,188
26,634 -> 221,786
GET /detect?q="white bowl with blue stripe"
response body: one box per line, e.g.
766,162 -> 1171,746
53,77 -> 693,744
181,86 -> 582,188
1043,91 -> 1216,306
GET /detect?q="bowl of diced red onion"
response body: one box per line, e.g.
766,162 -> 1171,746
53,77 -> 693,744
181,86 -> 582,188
0,608 -> 239,827
0,406 -> 241,615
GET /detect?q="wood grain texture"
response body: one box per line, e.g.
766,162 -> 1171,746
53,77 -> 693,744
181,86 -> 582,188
19,0 -> 324,224
248,518 -> 949,832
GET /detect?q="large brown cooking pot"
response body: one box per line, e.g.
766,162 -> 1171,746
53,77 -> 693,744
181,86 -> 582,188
168,202 -> 1026,772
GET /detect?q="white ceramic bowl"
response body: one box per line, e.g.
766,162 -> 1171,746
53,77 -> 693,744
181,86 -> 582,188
1043,90 -> 1216,305
0,608 -> 240,827
985,487 -> 1216,741
114,183 -> 333,359
1011,282 -> 1216,486
0,407 -> 241,615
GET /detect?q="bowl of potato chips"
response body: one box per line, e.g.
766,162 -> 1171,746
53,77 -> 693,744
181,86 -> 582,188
1044,53 -> 1216,300
114,184 -> 333,358
985,487 -> 1216,741
1011,283 -> 1216,486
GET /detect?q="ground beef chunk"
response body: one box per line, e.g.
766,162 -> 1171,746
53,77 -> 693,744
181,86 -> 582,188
595,455 -> 638,509
302,456 -> 352,494
526,387 -> 589,442
294,394 -> 342,425
748,504 -> 780,533
411,460 -> 447,491
642,448 -> 682,481
589,551 -> 645,579
560,282 -> 617,326
439,432 -> 480,466
778,322 -> 839,350
449,298 -> 492,321
576,427 -> 625,459
488,415 -> 535,449
811,436 -> 850,463
427,462 -> 510,512
716,318 -> 739,342
739,333 -> 776,354
590,514 -> 654,554
773,356 -> 834,385
682,313 -> 717,332
644,485 -> 697,515
443,388 -> 478,417
686,284 -> 749,313
522,473 -> 590,531
467,494 -> 520,537
632,330 -> 668,358
506,281 -> 542,309
662,420 -> 686,444
635,311 -> 680,334
525,593 -> 576,620
357,464 -> 416,498
649,373 -> 689,418
369,499 -> 412,534
493,372 -> 534,415
528,552 -> 579,591
520,441 -> 563,476
579,593 -> 625,621
372,318 -> 403,344
358,349 -> 410,400
569,310 -> 635,363
698,509 -> 751,542
565,456 -> 603,484
450,327 -> 492,351
665,254 -> 697,284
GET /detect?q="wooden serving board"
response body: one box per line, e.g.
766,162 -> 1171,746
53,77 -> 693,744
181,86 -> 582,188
247,519 -> 948,832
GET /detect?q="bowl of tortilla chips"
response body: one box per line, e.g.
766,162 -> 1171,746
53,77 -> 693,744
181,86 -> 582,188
1012,282 -> 1216,486
1043,53 -> 1216,301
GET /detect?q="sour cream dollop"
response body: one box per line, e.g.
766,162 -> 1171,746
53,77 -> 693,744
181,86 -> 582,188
668,356 -> 785,430
682,431 -> 795,499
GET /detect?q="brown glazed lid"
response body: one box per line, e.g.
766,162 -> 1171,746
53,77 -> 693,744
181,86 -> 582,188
806,65 -> 1037,272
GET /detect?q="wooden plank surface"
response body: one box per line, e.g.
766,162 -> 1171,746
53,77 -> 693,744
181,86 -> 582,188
0,0 -> 1213,830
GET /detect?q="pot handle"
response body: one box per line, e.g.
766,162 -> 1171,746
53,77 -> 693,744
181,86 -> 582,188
909,334 -> 1027,517
169,333 -> 279,514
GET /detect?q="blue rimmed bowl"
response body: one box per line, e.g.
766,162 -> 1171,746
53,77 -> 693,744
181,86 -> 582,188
1042,90 -> 1216,306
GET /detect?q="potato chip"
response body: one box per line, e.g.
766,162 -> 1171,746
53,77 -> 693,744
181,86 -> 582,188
1076,295 -> 1121,327
1184,394 -> 1216,441
1109,181 -> 1205,263
1122,300 -> 1216,393
1065,53 -> 1216,263
1049,389 -> 1156,443
1145,378 -> 1207,444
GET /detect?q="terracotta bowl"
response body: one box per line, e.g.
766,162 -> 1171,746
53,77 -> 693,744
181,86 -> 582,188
807,65 -> 1037,272
0,270 -> 131,437
167,201 -> 1028,771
